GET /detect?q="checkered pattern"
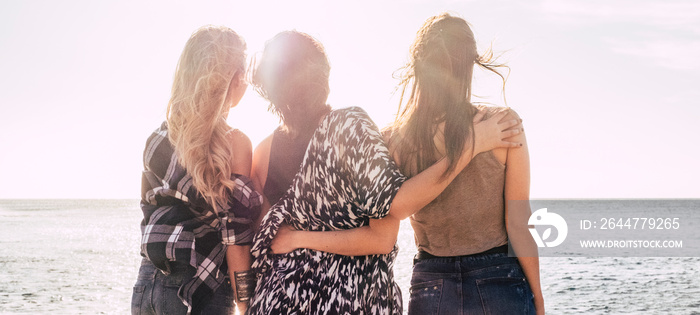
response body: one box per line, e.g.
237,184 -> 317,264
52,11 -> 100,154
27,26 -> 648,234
139,121 -> 262,310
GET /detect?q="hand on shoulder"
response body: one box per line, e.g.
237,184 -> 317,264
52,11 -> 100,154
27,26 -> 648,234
474,105 -> 520,122
472,106 -> 523,155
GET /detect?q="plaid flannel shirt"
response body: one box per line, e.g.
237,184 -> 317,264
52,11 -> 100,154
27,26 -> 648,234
139,122 -> 262,310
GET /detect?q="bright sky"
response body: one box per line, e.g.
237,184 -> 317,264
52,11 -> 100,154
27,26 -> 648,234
1,0 -> 698,199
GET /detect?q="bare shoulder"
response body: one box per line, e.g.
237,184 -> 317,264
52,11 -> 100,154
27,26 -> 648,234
228,129 -> 253,176
503,107 -> 521,121
483,106 -> 525,164
476,105 -> 521,122
253,133 -> 273,167
489,107 -> 525,139
229,129 -> 253,157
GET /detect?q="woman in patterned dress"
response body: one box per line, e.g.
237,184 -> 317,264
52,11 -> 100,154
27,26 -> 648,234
270,14 -> 544,315
246,31 -> 523,314
132,25 -> 261,315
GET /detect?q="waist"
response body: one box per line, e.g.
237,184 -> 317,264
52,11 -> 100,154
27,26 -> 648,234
414,245 -> 509,263
410,205 -> 507,257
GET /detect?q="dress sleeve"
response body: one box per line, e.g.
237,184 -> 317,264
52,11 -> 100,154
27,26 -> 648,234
341,107 -> 406,219
219,175 -> 263,246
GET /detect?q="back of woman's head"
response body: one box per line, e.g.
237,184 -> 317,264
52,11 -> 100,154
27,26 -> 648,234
392,13 -> 505,177
166,25 -> 246,211
410,13 -> 477,109
251,31 -> 330,136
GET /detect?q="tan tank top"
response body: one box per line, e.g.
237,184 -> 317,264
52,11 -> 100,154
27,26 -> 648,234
410,150 -> 508,256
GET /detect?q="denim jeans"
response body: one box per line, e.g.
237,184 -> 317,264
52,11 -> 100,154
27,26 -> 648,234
131,258 -> 235,315
408,252 -> 535,315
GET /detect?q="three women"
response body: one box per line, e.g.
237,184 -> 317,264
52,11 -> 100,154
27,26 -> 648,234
133,12 -> 542,314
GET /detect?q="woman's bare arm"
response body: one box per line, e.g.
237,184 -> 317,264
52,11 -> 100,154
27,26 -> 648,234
502,113 -> 545,315
225,244 -> 252,312
226,130 -> 254,313
272,217 -> 399,255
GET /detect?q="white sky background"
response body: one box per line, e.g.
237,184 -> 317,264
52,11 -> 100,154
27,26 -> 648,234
0,0 -> 698,199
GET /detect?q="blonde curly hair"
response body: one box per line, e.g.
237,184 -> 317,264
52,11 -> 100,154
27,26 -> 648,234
166,25 -> 246,211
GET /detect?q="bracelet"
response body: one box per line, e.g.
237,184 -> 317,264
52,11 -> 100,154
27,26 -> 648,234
234,270 -> 256,303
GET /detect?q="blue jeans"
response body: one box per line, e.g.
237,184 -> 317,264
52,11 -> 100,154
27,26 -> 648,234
131,258 -> 234,315
408,251 -> 535,315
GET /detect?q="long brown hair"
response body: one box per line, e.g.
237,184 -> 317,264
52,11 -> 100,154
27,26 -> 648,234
251,31 -> 331,138
390,13 -> 507,177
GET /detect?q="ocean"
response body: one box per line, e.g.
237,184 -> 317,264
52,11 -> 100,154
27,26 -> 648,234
0,199 -> 698,314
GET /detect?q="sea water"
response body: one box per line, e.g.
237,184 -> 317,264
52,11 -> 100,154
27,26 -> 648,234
0,199 -> 698,314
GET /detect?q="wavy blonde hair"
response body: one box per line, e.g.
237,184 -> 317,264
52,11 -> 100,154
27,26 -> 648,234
166,25 -> 246,211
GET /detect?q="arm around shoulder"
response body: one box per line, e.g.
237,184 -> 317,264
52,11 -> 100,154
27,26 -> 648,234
388,108 -> 523,220
271,216 -> 400,256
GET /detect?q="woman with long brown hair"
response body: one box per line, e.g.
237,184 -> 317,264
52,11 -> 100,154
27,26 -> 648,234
269,13 -> 544,314
131,25 -> 261,315
247,29 -> 523,314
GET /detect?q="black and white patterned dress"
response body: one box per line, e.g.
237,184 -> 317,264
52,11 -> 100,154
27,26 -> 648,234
249,107 -> 406,314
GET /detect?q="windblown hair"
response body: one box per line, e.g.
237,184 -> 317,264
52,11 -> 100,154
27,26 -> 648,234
251,31 -> 331,138
390,13 -> 508,177
166,25 -> 246,211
